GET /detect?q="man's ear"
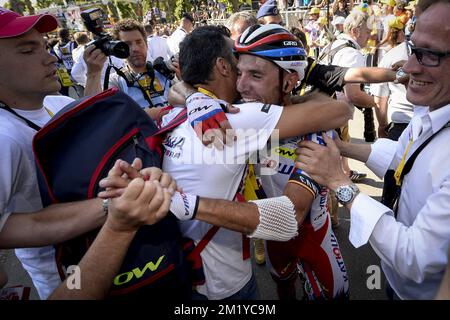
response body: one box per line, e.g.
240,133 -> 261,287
215,57 -> 232,77
350,27 -> 359,39
283,72 -> 300,93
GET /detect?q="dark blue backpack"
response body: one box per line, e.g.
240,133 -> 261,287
33,88 -> 190,299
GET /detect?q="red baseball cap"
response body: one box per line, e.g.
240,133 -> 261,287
0,7 -> 58,39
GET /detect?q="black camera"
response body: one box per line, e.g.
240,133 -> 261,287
81,8 -> 129,59
153,56 -> 175,80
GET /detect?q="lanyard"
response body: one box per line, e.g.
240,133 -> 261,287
394,137 -> 413,186
300,60 -> 316,96
44,107 -> 54,117
197,87 -> 218,99
394,120 -> 450,187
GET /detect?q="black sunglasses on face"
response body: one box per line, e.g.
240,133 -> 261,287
407,40 -> 450,67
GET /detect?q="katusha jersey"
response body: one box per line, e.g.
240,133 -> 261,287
161,101 -> 282,300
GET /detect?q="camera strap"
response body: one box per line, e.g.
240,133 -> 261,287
392,119 -> 450,216
0,101 -> 42,131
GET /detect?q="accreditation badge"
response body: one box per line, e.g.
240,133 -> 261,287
56,67 -> 73,87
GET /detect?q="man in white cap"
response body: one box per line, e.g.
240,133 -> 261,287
332,15 -> 346,37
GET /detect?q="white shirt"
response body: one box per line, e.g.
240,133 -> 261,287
0,95 -> 74,300
350,104 -> 450,299
71,52 -> 124,87
370,42 -> 413,124
167,28 -> 188,55
162,103 -> 282,299
147,36 -> 173,62
109,67 -> 170,109
330,34 -> 366,102
72,45 -> 85,64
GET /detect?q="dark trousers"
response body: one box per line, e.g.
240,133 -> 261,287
381,122 -> 409,208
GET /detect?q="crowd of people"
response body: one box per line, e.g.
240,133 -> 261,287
0,0 -> 449,302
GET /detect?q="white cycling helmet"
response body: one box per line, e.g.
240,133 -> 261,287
234,24 -> 308,81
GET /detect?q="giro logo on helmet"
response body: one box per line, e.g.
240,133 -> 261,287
283,41 -> 298,46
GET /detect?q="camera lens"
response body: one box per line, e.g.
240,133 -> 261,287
103,41 -> 130,59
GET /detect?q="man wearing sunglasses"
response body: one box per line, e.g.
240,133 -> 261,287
294,0 -> 450,300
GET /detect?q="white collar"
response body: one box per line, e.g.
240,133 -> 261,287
336,33 -> 361,50
427,103 -> 450,134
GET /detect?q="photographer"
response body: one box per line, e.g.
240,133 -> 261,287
84,18 -> 175,122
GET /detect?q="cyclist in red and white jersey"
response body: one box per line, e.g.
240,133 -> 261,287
234,24 -> 349,300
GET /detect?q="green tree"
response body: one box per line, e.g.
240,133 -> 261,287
106,2 -> 120,23
23,0 -> 35,14
115,0 -> 136,20
8,0 -> 25,14
174,0 -> 193,20
35,0 -> 64,10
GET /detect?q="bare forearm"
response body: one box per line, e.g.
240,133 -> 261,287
344,67 -> 396,84
195,198 -> 260,234
350,92 -> 377,109
48,222 -> 136,300
284,183 -> 313,226
279,94 -> 353,139
83,72 -> 103,97
374,96 -> 389,128
340,141 -> 372,163
168,81 -> 196,106
0,198 -> 105,249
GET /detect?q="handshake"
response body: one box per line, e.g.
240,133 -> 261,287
97,158 -> 199,232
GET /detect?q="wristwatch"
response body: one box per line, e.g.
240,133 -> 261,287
395,68 -> 406,82
335,184 -> 360,205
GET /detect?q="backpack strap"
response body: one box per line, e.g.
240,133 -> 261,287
319,40 -> 357,64
186,225 -> 220,269
156,108 -> 188,133
145,108 -> 187,156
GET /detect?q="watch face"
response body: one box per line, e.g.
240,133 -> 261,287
396,69 -> 406,79
336,185 -> 354,204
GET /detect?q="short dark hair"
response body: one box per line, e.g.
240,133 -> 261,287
58,28 -> 70,40
182,13 -> 194,23
74,32 -> 89,45
290,27 -> 307,48
112,19 -> 147,43
179,25 -> 233,85
144,24 -> 153,35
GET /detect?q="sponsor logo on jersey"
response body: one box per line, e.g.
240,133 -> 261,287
163,135 -> 185,149
273,147 -> 296,160
278,163 -> 295,175
330,233 -> 348,283
260,104 -> 271,113
113,255 -> 165,286
181,192 -> 190,217
188,104 -> 213,115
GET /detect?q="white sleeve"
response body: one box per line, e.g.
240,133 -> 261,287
110,57 -> 125,69
368,179 -> 450,283
0,138 -> 22,231
108,73 -> 122,89
43,95 -> 75,114
366,138 -> 398,178
333,48 -> 366,68
370,54 -> 391,98
71,59 -> 87,86
228,103 -> 283,151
